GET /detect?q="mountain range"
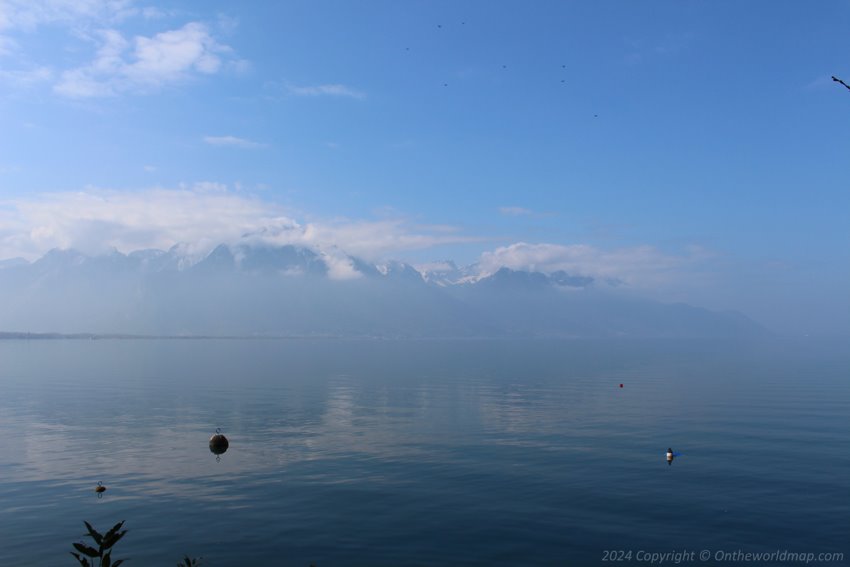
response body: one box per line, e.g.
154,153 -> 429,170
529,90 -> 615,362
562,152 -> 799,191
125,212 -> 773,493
0,243 -> 766,338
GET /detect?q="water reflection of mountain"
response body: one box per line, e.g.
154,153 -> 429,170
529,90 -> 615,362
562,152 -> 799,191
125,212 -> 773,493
0,337 -> 698,504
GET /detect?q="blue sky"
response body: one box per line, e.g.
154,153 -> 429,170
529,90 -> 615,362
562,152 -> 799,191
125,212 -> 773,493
1,0 -> 848,335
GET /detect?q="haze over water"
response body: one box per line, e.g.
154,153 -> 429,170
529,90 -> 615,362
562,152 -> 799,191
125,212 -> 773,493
1,338 -> 847,565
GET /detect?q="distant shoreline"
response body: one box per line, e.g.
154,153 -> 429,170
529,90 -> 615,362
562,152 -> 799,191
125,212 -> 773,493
0,331 -> 587,341
0,331 -> 792,341
0,331 -> 351,341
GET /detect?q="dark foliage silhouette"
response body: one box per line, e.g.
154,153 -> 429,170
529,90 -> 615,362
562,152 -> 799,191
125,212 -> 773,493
70,521 -> 128,567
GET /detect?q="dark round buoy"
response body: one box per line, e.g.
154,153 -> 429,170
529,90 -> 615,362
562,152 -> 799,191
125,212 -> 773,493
619,383 -> 623,388
95,481 -> 106,493
209,428 -> 229,456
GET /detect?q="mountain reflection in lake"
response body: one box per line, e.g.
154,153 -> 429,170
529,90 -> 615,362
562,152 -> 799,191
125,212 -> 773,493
0,338 -> 847,565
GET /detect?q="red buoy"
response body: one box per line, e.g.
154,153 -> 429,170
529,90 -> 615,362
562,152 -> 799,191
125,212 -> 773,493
619,384 -> 623,388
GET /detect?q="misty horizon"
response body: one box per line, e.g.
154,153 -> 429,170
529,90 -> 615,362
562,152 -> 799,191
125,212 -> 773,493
0,182 -> 845,337
0,240 -> 771,339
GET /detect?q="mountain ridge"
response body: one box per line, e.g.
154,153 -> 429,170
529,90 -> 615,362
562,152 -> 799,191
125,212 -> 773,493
0,243 -> 768,338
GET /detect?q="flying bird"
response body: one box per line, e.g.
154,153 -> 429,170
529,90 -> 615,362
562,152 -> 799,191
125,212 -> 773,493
832,75 -> 850,92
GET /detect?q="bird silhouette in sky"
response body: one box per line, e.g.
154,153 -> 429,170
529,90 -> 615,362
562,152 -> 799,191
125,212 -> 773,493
832,75 -> 850,92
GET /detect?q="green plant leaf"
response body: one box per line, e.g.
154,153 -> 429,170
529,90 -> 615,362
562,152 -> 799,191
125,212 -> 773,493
83,521 -> 104,547
73,542 -> 100,558
102,552 -> 112,567
112,560 -> 125,567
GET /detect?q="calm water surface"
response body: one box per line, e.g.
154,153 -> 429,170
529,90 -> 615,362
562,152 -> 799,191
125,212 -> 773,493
0,339 -> 847,566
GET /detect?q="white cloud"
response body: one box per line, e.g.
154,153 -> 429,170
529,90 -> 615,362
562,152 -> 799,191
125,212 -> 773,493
0,65 -> 52,87
0,0 -> 137,31
415,260 -> 456,273
0,1 -> 239,96
0,188 -> 479,272
477,241 -> 701,288
130,22 -> 224,78
186,181 -> 227,193
296,218 -> 483,262
499,206 -> 533,216
54,22 -> 233,97
319,247 -> 362,280
0,188 -> 710,288
54,28 -> 127,97
203,135 -> 265,149
498,206 -> 556,218
288,83 -> 365,99
0,187 -> 290,261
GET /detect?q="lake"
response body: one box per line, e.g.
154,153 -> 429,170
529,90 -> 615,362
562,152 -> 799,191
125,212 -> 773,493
0,338 -> 847,566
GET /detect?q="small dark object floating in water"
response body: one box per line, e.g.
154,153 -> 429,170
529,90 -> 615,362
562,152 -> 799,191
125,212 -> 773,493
619,383 -> 623,388
209,428 -> 229,456
95,481 -> 106,493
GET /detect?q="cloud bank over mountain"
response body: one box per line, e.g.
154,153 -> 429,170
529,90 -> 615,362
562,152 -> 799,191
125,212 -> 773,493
0,239 -> 765,339
0,187 -> 708,291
